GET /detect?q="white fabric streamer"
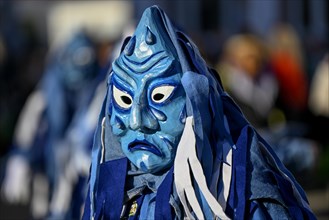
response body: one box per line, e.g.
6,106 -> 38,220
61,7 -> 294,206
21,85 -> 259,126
100,117 -> 106,163
219,143 -> 233,212
174,116 -> 231,220
218,116 -> 234,211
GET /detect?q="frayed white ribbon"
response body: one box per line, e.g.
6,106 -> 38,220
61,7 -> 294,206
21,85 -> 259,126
174,116 -> 231,220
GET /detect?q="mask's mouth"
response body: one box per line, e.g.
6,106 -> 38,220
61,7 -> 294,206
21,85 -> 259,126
128,140 -> 163,157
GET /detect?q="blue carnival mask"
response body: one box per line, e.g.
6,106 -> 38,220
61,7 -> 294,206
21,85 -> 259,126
108,9 -> 186,173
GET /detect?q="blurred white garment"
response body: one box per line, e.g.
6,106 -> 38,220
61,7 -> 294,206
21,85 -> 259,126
225,65 -> 278,117
2,155 -> 31,204
309,54 -> 329,117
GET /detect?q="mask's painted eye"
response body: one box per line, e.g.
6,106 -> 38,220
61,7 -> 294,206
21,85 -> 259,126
113,85 -> 133,109
151,85 -> 175,104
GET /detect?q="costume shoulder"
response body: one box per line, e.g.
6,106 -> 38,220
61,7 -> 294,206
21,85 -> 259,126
228,122 -> 316,219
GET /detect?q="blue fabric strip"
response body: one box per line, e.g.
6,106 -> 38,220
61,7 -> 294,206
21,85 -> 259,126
101,158 -> 128,219
257,134 -> 316,219
82,188 -> 90,220
155,167 -> 174,220
88,89 -> 108,218
84,157 -> 128,219
233,125 -> 250,220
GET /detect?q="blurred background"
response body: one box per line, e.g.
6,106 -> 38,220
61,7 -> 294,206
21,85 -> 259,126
0,0 -> 328,219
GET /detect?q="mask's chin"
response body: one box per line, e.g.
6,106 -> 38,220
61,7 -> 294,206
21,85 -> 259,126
138,161 -> 173,174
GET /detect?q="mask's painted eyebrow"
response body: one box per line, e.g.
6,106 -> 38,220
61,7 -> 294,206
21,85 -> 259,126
135,57 -> 177,84
111,74 -> 134,94
121,50 -> 167,74
148,56 -> 176,78
113,56 -> 178,85
112,60 -> 137,88
154,59 -> 177,77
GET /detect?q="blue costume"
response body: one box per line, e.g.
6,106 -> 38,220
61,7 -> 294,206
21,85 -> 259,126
83,6 -> 316,219
3,31 -> 105,219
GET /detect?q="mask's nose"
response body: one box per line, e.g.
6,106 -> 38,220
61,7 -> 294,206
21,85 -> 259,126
129,102 -> 159,133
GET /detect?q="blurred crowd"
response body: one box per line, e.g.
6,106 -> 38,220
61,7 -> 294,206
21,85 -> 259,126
217,28 -> 328,177
0,1 -> 328,219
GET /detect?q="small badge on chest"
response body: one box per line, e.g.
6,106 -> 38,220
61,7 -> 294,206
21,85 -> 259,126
129,201 -> 138,216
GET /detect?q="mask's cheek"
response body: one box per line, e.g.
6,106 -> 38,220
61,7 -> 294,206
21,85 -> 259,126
109,110 -> 129,136
157,101 -> 186,138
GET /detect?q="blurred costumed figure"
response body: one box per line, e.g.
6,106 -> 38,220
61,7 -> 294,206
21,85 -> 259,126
2,31 -> 107,219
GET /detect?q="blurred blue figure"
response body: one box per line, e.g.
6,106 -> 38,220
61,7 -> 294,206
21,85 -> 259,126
2,31 -> 107,219
48,80 -> 107,220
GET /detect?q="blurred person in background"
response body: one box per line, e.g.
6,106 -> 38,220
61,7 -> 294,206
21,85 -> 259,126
1,31 -> 108,219
217,33 -> 278,129
308,53 -> 329,146
0,2 -> 46,159
306,54 -> 329,189
267,23 -> 309,122
217,31 -> 319,178
0,2 -> 132,219
260,24 -> 320,177
48,29 -> 132,220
